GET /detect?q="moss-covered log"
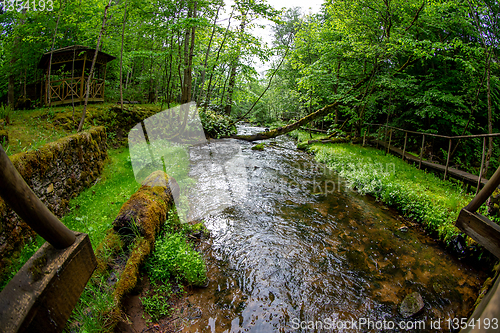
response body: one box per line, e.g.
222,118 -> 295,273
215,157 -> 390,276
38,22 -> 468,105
106,170 -> 180,328
113,170 -> 179,242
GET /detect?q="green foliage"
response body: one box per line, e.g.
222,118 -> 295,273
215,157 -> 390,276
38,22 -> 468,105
140,282 -> 172,322
0,104 -> 12,123
199,108 -> 236,138
66,275 -> 116,333
251,143 -> 265,150
307,142 -> 473,244
182,222 -> 209,238
146,232 -> 207,286
62,148 -> 140,246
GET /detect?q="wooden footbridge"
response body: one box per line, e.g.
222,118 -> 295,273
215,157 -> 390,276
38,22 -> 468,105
455,165 -> 500,333
362,124 -> 500,193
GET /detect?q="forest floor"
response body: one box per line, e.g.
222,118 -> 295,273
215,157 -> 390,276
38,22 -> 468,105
0,102 -> 162,155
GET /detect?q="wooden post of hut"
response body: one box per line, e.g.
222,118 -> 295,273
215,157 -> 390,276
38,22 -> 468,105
38,45 -> 116,106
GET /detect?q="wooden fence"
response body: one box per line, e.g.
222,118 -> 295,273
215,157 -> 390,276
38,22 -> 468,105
363,124 -> 500,193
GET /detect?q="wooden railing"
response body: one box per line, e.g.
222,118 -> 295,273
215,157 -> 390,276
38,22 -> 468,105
361,124 -> 500,333
455,166 -> 500,333
363,123 -> 500,193
0,145 -> 96,332
45,77 -> 105,106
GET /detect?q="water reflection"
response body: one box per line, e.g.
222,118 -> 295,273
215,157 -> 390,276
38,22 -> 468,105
184,126 -> 485,332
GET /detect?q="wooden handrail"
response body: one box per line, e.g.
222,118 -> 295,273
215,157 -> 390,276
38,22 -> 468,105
466,165 -> 500,212
0,145 -> 75,249
365,123 -> 500,140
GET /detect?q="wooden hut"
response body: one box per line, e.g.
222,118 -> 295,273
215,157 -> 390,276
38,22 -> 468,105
38,45 -> 116,106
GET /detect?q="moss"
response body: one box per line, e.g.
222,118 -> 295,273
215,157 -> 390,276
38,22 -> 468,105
94,230 -> 124,275
472,262 -> 500,310
29,252 -> 47,282
251,143 -> 265,151
112,237 -> 152,306
113,171 -> 177,242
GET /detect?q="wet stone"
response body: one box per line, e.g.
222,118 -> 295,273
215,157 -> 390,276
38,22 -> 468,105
400,292 -> 424,318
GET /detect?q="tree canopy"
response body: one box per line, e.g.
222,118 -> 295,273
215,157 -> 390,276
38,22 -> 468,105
0,0 -> 499,174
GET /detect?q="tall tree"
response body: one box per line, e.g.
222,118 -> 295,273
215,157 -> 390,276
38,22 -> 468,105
78,0 -> 113,132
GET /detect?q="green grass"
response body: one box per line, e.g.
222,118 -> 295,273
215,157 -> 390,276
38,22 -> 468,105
2,102 -> 164,156
140,281 -> 174,322
289,130 -> 329,142
61,147 -> 141,246
304,140 -> 474,244
66,275 -> 116,332
146,211 -> 207,287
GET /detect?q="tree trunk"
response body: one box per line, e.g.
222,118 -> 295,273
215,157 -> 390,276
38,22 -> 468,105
181,2 -> 196,104
224,63 -> 237,115
119,0 -> 128,111
8,75 -> 14,109
78,0 -> 113,132
334,61 -> 341,125
483,53 -> 493,177
197,4 -> 221,105
204,9 -> 233,107
224,12 -> 246,115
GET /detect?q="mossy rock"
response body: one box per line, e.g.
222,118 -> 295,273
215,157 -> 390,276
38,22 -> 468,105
297,142 -> 309,150
399,292 -> 424,318
251,143 -> 265,151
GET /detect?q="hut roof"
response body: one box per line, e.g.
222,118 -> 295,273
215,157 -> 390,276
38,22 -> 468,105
38,45 -> 116,69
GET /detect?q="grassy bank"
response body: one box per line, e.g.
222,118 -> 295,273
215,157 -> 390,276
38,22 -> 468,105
1,103 -> 163,155
293,130 -> 476,245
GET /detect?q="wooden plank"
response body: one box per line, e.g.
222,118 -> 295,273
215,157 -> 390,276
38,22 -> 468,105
444,138 -> 452,180
419,134 -> 425,170
0,233 -> 96,333
467,166 -> 500,212
455,209 -> 500,259
461,272 -> 500,333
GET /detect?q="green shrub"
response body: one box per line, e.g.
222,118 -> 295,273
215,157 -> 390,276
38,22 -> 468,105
146,232 -> 207,286
199,108 -> 236,138
140,282 -> 172,322
308,142 -> 472,245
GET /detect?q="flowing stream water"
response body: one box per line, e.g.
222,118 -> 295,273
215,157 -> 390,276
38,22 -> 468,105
182,125 -> 486,332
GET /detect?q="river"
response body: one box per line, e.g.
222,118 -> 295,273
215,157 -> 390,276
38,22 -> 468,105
182,125 -> 486,332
